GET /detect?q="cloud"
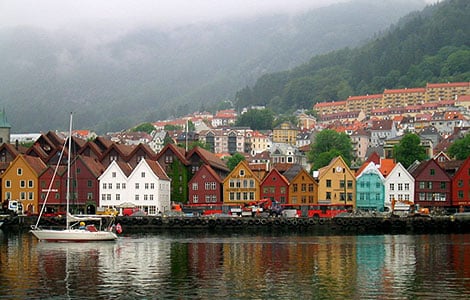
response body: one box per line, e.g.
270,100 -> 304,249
0,0 -> 349,30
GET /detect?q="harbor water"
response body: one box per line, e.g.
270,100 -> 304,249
1,230 -> 470,299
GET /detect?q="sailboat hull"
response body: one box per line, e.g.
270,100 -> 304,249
31,229 -> 117,242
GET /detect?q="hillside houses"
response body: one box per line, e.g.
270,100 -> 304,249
0,81 -> 470,216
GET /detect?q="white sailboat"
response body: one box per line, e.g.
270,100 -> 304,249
31,113 -> 118,242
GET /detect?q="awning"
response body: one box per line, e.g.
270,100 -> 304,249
119,202 -> 136,208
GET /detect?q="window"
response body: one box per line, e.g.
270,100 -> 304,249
122,183 -> 126,189
141,172 -> 145,178
193,195 -> 199,203
144,195 -> 148,201
28,180 -> 34,188
20,192 -> 26,200
301,184 -> 306,192
116,194 -> 121,201
87,180 -> 92,188
17,168 -> 22,175
103,182 -> 107,189
398,183 -> 403,191
135,183 -> 139,189
28,192 -> 34,200
430,169 -> 435,175
239,169 -> 245,176
20,180 -> 25,188
5,180 -> 11,188
308,184 -> 314,192
145,183 -> 149,189
150,183 -> 155,189
326,192 -> 331,200
108,183 -> 112,189
116,183 -> 121,189
280,187 -> 286,194
293,184 -> 298,192
205,182 -> 211,190
107,194 -> 111,200
340,180 -> 345,189
390,183 -> 395,191
427,182 -> 432,189
347,180 -> 353,189
87,192 -> 93,200
211,182 -> 216,190
458,180 -> 464,187
326,180 -> 331,188
112,172 -> 116,178
250,180 -> 255,188
458,190 -> 464,199
135,194 -> 140,201
404,183 -> 410,191
440,182 -> 446,189
192,183 -> 198,190
229,180 -> 235,188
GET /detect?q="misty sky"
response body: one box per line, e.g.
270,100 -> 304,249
0,0 -> 381,30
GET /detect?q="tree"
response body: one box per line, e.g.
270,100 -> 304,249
131,122 -> 155,134
308,129 -> 353,169
447,133 -> 470,160
393,133 -> 427,168
235,109 -> 274,130
226,153 -> 246,171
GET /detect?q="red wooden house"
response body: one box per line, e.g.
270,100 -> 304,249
452,156 -> 470,208
260,168 -> 289,204
188,164 -> 223,206
410,159 -> 452,209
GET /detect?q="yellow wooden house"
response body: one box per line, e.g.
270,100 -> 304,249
223,160 -> 260,204
1,154 -> 47,214
316,156 -> 356,208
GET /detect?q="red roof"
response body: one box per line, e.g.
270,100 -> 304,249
348,94 -> 383,101
426,82 -> 470,88
384,88 -> 426,94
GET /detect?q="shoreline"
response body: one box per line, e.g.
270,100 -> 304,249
2,214 -> 470,235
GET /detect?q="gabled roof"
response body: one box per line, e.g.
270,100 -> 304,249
282,164 -> 304,182
186,146 -> 228,172
156,143 -> 189,165
357,161 -> 385,181
189,164 -> 222,184
260,168 -> 289,186
22,155 -> 48,175
0,143 -> 21,158
128,143 -> 158,160
74,155 -> 106,178
145,159 -> 170,181
379,158 -> 396,177
78,140 -> 105,159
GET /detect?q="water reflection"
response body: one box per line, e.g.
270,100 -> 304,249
1,232 -> 470,299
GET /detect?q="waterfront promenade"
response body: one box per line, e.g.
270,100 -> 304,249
2,213 -> 470,235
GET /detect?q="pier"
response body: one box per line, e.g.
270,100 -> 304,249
2,214 -> 470,235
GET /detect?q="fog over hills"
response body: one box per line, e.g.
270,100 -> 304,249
0,0 -> 428,134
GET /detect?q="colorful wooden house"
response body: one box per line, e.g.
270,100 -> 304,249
316,156 -> 355,207
223,160 -> 260,204
384,162 -> 415,212
156,143 -> 190,203
285,166 -> 318,205
410,159 -> 452,209
188,164 -> 223,205
1,154 -> 47,214
451,155 -> 470,208
260,168 -> 289,204
355,162 -> 385,211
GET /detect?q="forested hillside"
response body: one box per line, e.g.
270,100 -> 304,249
0,0 -> 426,134
235,0 -> 470,113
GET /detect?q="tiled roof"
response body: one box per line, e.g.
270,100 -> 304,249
384,88 -> 426,94
23,155 -> 48,175
348,94 -> 383,101
314,100 -> 347,108
427,82 -> 469,88
145,159 -> 170,181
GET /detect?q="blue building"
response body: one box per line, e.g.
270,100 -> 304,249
356,162 -> 385,211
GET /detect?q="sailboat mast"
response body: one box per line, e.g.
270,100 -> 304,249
66,112 -> 73,229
